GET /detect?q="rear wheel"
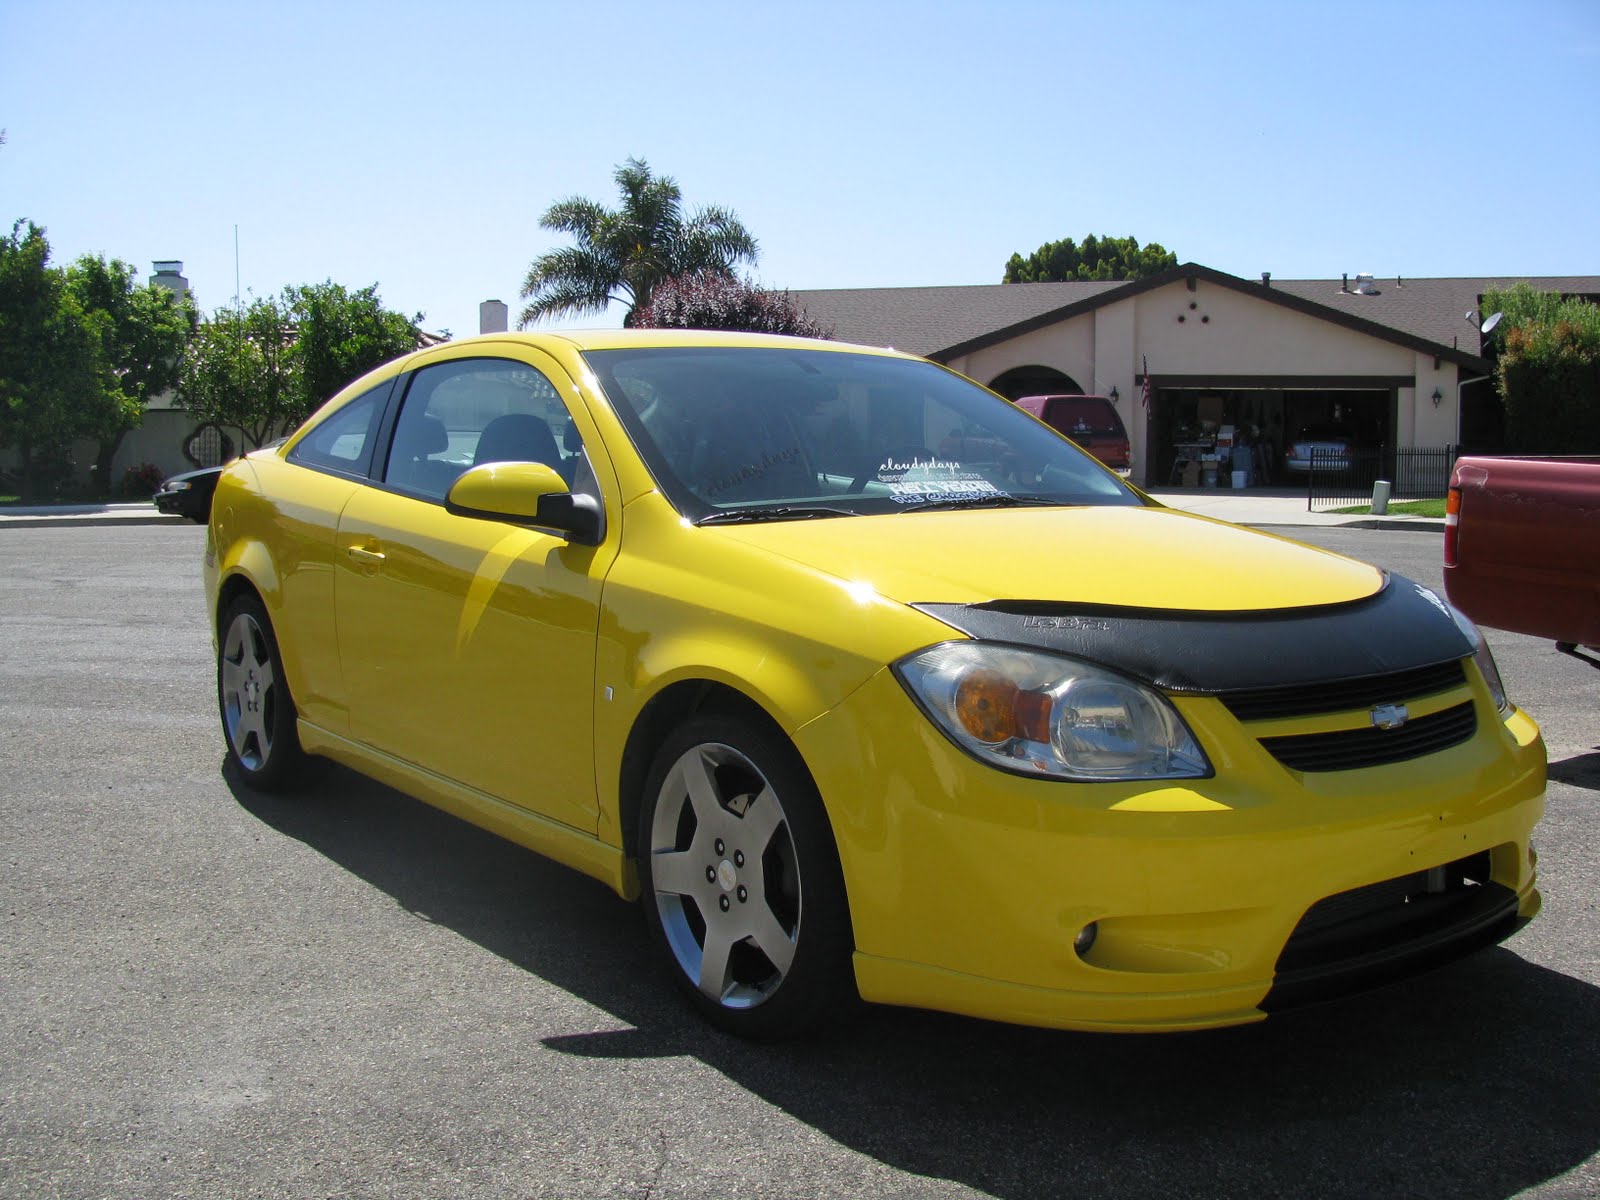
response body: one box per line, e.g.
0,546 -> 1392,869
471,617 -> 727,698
638,713 -> 855,1038
217,594 -> 305,790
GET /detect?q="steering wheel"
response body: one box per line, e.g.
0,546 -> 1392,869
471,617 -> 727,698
851,446 -> 933,494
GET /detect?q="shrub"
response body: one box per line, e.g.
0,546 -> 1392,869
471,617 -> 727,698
1483,284 -> 1600,454
120,462 -> 165,498
632,271 -> 833,338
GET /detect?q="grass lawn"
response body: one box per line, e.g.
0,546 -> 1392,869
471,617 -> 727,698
1331,498 -> 1447,517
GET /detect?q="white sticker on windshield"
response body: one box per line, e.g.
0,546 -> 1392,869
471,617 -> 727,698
888,479 -> 1006,504
872,456 -> 1010,504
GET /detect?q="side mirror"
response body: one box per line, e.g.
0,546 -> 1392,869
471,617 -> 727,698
445,462 -> 604,545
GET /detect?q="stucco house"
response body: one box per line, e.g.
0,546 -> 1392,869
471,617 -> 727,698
796,264 -> 1600,489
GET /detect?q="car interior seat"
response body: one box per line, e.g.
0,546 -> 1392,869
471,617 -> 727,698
387,414 -> 461,498
473,413 -> 561,476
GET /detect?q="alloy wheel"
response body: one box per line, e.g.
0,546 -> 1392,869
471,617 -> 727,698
220,610 -> 277,772
647,741 -> 802,1008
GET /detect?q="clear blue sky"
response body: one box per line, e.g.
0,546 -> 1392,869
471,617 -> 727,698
4,0 -> 1597,337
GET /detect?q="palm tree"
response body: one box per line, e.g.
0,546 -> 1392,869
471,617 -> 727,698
518,158 -> 759,328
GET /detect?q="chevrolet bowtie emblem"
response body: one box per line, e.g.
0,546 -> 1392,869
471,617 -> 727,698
1371,703 -> 1410,731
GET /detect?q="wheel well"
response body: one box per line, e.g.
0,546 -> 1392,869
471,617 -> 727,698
215,574 -> 263,637
618,681 -> 790,858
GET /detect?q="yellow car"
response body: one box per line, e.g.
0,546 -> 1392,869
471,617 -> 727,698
204,330 -> 1545,1038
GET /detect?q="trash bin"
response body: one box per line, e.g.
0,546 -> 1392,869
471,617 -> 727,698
1231,445 -> 1253,488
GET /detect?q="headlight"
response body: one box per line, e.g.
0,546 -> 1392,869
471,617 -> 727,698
1447,603 -> 1511,715
894,642 -> 1211,782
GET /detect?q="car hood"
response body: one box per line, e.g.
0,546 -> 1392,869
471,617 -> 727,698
712,505 -> 1471,693
714,504 -> 1381,611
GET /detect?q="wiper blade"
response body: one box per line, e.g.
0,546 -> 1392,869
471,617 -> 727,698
901,494 -> 1060,513
696,505 -> 855,525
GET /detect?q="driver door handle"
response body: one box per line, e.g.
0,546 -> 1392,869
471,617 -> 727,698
347,544 -> 386,565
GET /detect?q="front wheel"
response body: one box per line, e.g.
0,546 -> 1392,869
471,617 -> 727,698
638,713 -> 855,1038
217,594 -> 306,790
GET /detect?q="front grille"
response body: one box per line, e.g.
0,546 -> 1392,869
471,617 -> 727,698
1257,701 -> 1477,772
1219,660 -> 1466,722
1263,850 -> 1521,1012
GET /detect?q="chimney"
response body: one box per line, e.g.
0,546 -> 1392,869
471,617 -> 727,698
1341,273 -> 1349,293
151,260 -> 188,300
479,299 -> 509,334
1261,271 -> 1271,287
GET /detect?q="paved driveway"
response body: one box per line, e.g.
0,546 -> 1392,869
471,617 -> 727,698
2,525 -> 1597,1200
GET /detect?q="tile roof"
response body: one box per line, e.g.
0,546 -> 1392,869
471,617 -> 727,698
795,270 -> 1600,364
1270,274 -> 1600,353
795,281 -> 1122,357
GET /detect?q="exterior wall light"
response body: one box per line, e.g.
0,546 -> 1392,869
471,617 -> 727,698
1432,388 -> 1443,407
1109,386 -> 1120,404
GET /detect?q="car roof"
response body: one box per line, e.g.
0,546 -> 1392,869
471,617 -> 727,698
435,328 -> 914,357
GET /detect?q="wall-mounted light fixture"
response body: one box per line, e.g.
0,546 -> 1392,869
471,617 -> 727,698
1108,386 -> 1119,404
1431,388 -> 1443,407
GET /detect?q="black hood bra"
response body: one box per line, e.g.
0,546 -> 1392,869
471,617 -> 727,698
913,573 -> 1475,695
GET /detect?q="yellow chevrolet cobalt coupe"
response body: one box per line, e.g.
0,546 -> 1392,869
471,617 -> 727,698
204,330 -> 1545,1038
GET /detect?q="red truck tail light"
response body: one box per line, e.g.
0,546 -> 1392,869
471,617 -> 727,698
1444,486 -> 1462,567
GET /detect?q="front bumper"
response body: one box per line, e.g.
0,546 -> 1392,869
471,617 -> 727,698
793,667 -> 1545,1032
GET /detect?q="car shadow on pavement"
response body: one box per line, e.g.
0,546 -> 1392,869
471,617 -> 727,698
1548,750 -> 1600,791
229,762 -> 1600,1200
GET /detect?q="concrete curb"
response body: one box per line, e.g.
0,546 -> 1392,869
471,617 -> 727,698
0,512 -> 193,529
0,503 -> 192,529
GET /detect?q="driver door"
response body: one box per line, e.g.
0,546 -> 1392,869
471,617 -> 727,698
333,347 -> 615,833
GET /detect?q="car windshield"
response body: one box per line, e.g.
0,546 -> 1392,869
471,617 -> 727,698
583,346 -> 1140,521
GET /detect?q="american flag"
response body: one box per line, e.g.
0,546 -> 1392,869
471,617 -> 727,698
1140,356 -> 1152,410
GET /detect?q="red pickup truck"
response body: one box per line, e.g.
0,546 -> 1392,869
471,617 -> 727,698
1443,455 -> 1600,670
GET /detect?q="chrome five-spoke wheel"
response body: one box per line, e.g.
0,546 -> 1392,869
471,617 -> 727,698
649,740 -> 801,1008
639,714 -> 854,1038
216,594 -> 304,789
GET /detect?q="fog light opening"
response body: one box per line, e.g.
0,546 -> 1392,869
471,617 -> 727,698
1073,922 -> 1099,958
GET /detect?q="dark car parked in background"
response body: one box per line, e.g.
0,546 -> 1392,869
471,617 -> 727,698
153,466 -> 223,523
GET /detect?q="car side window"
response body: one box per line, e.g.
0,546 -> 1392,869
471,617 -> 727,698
383,357 -> 591,503
287,382 -> 390,476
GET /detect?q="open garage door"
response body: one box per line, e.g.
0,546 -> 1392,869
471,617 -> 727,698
1145,384 -> 1396,487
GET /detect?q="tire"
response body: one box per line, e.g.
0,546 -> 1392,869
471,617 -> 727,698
638,713 -> 856,1039
217,593 -> 306,790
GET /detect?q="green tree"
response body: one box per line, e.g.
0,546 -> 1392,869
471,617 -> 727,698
0,221 -> 107,502
288,280 -> 422,413
519,158 -> 759,327
65,255 -> 196,497
632,270 -> 832,337
178,294 -> 300,449
1002,234 -> 1177,284
1481,282 -> 1600,453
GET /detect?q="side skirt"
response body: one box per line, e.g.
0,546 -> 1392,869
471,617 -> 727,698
297,720 -> 639,901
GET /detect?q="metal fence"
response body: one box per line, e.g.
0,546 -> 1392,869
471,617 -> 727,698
1306,445 -> 1460,512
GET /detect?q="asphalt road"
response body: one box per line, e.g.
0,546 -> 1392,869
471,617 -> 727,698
2,524 -> 1596,1200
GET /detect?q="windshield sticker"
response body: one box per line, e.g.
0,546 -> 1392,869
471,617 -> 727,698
704,445 -> 803,499
871,455 -> 1011,505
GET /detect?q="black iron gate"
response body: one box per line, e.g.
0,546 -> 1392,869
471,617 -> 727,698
1307,446 -> 1459,512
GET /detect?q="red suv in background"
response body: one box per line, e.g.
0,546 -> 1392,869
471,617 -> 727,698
1016,394 -> 1130,469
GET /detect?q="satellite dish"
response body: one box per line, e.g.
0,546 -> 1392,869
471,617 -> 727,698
1480,311 -> 1503,336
